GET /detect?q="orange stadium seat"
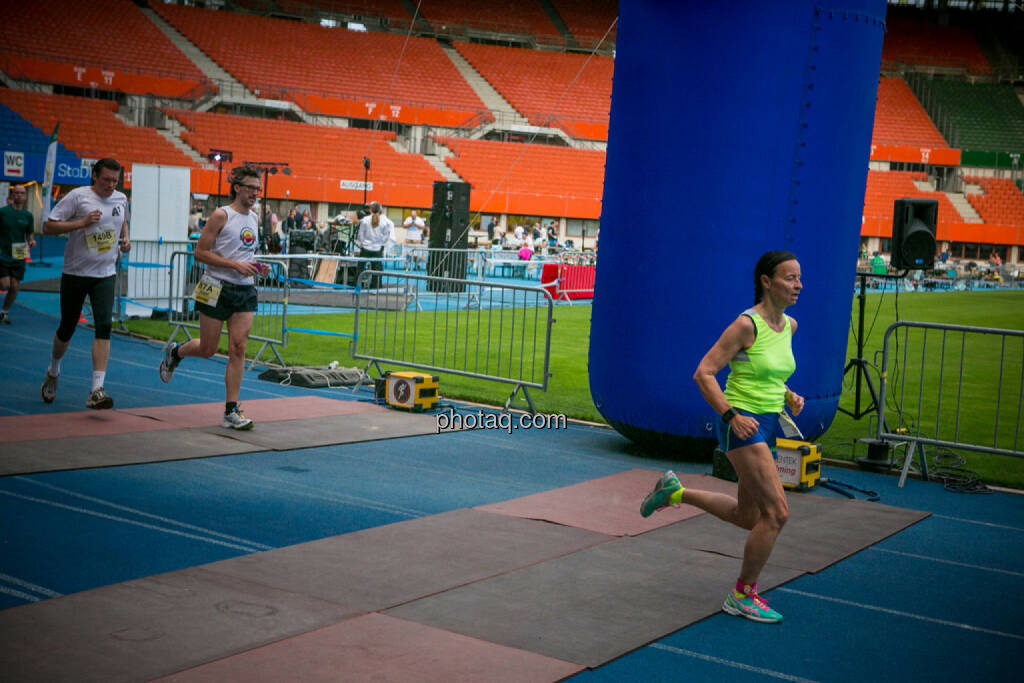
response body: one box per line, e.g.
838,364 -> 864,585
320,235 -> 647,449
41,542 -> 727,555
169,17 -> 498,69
169,110 -> 444,206
872,77 -> 948,148
0,0 -> 209,98
551,0 -> 618,45
437,137 -> 604,218
454,43 -> 612,140
0,90 -> 197,170
275,0 -> 412,24
965,177 -> 1024,228
152,3 -> 488,127
882,15 -> 991,75
419,0 -> 559,39
861,170 -> 960,237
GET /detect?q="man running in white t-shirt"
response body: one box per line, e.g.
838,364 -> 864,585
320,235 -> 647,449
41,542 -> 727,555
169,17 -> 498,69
40,158 -> 130,409
158,165 -> 264,430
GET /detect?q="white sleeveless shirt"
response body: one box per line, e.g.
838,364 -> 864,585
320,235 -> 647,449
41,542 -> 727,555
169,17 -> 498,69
204,205 -> 259,285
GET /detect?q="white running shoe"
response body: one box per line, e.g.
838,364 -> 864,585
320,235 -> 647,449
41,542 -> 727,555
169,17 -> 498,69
86,387 -> 114,410
41,373 -> 58,403
159,342 -> 180,383
222,406 -> 254,430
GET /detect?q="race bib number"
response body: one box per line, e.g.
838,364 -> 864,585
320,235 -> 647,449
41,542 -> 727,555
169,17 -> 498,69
192,274 -> 223,307
85,230 -> 117,253
11,242 -> 27,260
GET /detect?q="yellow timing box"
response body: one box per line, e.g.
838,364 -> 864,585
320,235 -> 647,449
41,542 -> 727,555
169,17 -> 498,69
775,438 -> 821,490
385,371 -> 439,412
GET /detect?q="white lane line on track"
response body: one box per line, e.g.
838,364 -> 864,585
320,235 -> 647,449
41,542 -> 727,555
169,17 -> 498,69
0,572 -> 62,598
1,328 -> 291,398
0,586 -> 44,603
931,513 -> 1024,532
194,459 -> 427,518
648,644 -> 820,682
776,588 -> 1024,641
16,478 -> 273,551
869,547 -> 1024,577
0,490 -> 263,553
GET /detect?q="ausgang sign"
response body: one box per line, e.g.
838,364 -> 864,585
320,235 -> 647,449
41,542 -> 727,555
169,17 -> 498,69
339,180 -> 372,191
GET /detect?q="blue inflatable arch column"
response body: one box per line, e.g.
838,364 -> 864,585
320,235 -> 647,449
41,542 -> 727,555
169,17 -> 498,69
589,0 -> 887,451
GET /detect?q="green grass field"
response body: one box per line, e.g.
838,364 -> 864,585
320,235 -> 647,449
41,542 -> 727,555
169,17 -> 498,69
125,289 -> 1024,488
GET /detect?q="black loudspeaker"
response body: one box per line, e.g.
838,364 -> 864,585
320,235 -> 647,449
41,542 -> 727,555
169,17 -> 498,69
288,246 -> 310,287
428,181 -> 471,292
891,198 -> 937,270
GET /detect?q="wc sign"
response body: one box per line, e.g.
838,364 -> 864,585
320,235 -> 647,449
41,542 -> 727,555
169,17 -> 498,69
4,151 -> 25,178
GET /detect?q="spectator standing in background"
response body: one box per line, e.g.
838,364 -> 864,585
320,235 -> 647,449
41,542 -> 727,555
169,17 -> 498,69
403,210 -> 426,243
0,184 -> 36,324
356,201 -> 394,288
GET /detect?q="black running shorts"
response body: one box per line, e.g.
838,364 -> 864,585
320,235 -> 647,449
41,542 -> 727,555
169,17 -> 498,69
195,282 -> 258,321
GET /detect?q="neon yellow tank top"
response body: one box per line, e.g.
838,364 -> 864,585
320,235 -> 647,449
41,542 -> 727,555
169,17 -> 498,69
723,309 -> 796,414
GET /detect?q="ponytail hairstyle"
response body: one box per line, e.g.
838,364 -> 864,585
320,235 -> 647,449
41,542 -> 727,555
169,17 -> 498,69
369,201 -> 381,227
753,250 -> 797,304
227,165 -> 260,200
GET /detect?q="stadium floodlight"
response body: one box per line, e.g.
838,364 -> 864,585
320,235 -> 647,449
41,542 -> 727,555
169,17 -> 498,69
208,149 -> 233,202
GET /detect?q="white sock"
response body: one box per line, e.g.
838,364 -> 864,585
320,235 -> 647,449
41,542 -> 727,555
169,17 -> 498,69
92,371 -> 105,392
48,357 -> 61,377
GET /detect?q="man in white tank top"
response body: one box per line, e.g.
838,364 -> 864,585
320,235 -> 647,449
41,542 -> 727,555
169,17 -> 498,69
158,165 -> 265,430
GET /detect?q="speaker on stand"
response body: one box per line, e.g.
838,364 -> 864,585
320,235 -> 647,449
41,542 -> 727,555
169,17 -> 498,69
891,198 -> 938,270
427,181 -> 470,293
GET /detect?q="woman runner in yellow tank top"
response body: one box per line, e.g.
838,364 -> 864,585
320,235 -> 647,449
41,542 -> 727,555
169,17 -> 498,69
640,250 -> 805,624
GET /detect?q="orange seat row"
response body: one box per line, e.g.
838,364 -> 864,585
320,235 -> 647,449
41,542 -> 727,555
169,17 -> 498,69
437,137 -> 605,218
153,3 -> 487,126
0,0 -> 207,98
965,176 -> 1024,228
171,109 -> 443,205
454,42 -> 612,141
882,14 -> 991,75
0,90 -> 197,171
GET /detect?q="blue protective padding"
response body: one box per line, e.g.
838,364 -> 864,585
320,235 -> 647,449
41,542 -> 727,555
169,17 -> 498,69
590,0 -> 886,445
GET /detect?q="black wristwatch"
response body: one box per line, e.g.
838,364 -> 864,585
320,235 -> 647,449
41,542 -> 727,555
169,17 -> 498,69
721,407 -> 739,424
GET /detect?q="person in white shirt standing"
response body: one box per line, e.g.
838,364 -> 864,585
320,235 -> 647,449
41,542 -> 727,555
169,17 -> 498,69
356,201 -> 394,289
402,209 -> 426,243
40,158 -> 130,409
158,165 -> 265,430
402,209 -> 427,269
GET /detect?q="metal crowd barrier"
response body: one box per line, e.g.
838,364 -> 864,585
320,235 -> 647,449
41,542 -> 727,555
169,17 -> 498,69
352,270 -> 554,412
166,251 -> 288,367
543,249 -> 597,303
875,321 -> 1024,486
113,240 -> 192,325
398,246 -> 569,282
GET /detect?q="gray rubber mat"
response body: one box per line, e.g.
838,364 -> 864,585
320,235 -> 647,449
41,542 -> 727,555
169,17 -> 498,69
150,613 -> 585,682
200,509 -> 612,613
648,493 -> 931,573
0,510 -> 610,681
199,410 -> 440,450
0,428 -> 260,476
386,534 -> 804,668
0,566 -> 352,683
17,276 -> 61,292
